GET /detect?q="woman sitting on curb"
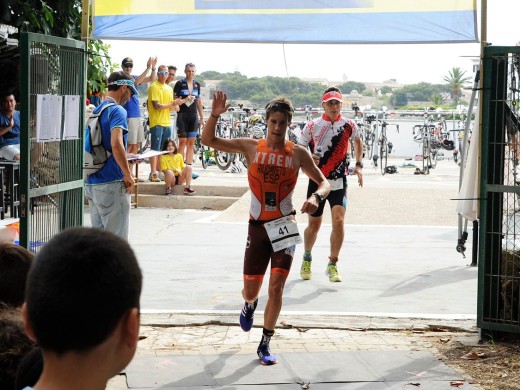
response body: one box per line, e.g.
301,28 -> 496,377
160,138 -> 195,195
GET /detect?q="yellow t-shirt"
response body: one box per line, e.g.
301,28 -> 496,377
160,153 -> 185,175
147,80 -> 174,127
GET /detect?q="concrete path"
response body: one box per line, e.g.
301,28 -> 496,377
97,157 -> 480,389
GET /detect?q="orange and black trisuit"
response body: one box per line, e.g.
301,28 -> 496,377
243,139 -> 299,281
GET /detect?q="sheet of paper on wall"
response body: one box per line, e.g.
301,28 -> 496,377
63,95 -> 81,140
36,94 -> 63,142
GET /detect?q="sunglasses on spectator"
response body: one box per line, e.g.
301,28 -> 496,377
169,73 -> 176,77
123,64 -> 133,68
157,71 -> 169,75
265,101 -> 294,113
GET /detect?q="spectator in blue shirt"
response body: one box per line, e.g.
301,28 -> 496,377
84,71 -> 137,239
0,93 -> 21,160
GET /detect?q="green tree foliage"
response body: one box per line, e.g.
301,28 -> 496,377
87,39 -> 115,93
430,94 -> 447,107
206,74 -> 325,107
198,70 -> 246,82
399,82 -> 448,102
443,67 -> 471,104
8,0 -> 80,37
393,90 -> 408,107
380,85 -> 393,94
8,0 -> 115,93
337,81 -> 366,94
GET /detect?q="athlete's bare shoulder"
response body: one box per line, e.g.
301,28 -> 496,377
292,143 -> 313,168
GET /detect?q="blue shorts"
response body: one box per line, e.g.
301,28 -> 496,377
150,125 -> 172,151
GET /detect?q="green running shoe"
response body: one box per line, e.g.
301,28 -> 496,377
300,260 -> 312,280
325,263 -> 342,282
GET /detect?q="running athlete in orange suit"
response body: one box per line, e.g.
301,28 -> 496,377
202,91 -> 330,365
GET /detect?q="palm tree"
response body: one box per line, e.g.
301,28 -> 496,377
430,94 -> 447,107
443,67 -> 471,104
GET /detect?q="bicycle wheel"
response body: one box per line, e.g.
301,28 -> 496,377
371,126 -> 378,160
138,120 -> 150,154
365,132 -> 374,159
239,153 -> 248,169
380,138 -> 388,175
429,146 -> 438,169
422,139 -> 430,174
192,134 -> 201,164
200,144 -> 210,169
215,150 -> 235,171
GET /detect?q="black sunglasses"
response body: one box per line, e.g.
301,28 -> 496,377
265,101 -> 294,113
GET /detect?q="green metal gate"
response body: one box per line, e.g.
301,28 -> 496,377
479,45 -> 520,335
18,32 -> 85,252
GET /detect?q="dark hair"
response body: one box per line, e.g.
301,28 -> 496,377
25,227 -> 142,354
0,244 -> 34,307
107,71 -> 133,92
14,346 -> 42,390
0,308 -> 35,390
168,65 -> 177,72
1,92 -> 15,103
265,96 -> 294,122
324,86 -> 341,95
162,138 -> 177,153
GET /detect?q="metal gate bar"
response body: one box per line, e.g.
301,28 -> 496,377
479,45 -> 520,334
19,32 -> 85,252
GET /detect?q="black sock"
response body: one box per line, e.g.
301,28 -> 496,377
245,299 -> 258,311
260,328 -> 274,344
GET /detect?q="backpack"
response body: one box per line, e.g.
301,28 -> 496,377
84,102 -> 115,175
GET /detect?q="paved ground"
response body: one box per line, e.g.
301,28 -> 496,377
98,157 -> 481,389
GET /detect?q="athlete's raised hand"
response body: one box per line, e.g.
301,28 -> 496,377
211,90 -> 230,117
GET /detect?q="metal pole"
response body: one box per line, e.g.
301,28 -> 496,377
471,220 -> 478,267
478,0 -> 487,221
81,0 -> 90,97
81,0 -> 90,42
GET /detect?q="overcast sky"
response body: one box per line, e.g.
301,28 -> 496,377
105,1 -> 519,85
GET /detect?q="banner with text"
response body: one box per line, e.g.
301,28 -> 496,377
92,0 -> 478,43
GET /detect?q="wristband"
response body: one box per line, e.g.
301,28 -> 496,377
313,192 -> 324,202
355,161 -> 364,169
151,68 -> 156,71
211,113 -> 220,119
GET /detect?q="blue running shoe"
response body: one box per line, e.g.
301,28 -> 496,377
257,341 -> 278,365
239,299 -> 258,332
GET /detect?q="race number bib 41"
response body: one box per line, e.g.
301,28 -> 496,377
264,216 -> 302,252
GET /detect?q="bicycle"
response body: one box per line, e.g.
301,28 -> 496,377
137,113 -> 151,155
214,116 -> 235,171
193,131 -> 214,169
412,108 -> 438,174
377,109 -> 399,175
364,113 -> 380,165
350,104 -> 367,159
